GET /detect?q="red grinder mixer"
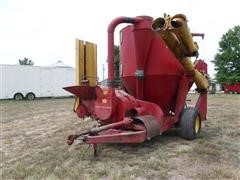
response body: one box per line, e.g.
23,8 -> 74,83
64,14 -> 208,153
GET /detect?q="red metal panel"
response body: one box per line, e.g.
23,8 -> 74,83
196,93 -> 207,121
85,130 -> 146,144
224,83 -> 240,93
120,18 -> 184,114
63,85 -> 96,100
195,59 -> 208,74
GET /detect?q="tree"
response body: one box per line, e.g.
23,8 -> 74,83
212,26 -> 240,84
114,45 -> 120,79
114,45 -> 120,86
18,57 -> 34,65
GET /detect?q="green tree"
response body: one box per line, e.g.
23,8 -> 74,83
212,25 -> 240,84
114,45 -> 120,86
18,57 -> 34,65
114,45 -> 120,79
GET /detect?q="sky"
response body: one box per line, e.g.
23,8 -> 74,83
0,0 -> 239,80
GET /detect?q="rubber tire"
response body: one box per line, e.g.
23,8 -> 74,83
26,93 -> 35,100
14,93 -> 24,100
179,107 -> 201,140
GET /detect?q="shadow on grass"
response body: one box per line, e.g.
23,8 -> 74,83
95,129 -> 182,156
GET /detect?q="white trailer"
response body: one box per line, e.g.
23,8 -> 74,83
0,64 -> 75,100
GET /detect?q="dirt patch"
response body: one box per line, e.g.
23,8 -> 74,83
1,94 -> 240,179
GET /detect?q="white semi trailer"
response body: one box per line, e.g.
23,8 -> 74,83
0,64 -> 75,100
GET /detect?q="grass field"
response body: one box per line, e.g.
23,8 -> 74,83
1,94 -> 240,179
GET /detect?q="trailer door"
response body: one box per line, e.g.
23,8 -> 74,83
39,67 -> 53,97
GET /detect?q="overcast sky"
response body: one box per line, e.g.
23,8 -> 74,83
0,0 -> 239,80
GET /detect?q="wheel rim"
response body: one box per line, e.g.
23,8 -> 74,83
195,115 -> 200,133
28,94 -> 34,100
15,94 -> 23,100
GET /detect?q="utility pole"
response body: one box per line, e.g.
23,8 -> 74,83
102,64 -> 105,80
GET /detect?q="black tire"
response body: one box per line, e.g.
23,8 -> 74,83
26,93 -> 35,100
179,107 -> 201,140
14,93 -> 24,100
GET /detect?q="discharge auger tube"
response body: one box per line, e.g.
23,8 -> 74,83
152,14 -> 208,90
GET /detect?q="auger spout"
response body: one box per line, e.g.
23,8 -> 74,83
152,14 -> 208,90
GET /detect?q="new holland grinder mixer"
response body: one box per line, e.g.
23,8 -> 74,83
64,14 -> 208,154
